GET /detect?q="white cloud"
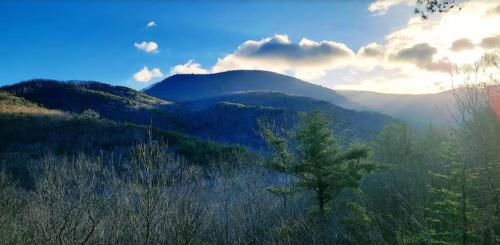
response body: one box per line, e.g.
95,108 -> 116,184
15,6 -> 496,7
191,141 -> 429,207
480,35 -> 500,49
356,42 -> 388,70
451,38 -> 475,52
166,1 -> 500,94
358,42 -> 385,59
487,4 -> 500,16
345,0 -> 500,93
390,43 -> 452,72
205,33 -> 453,81
211,34 -> 355,80
170,60 -> 209,75
368,0 -> 413,15
146,21 -> 157,28
133,66 -> 164,83
332,66 -> 452,94
134,41 -> 158,53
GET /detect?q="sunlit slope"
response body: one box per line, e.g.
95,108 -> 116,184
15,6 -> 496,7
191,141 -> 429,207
0,90 -> 245,166
2,79 -> 182,131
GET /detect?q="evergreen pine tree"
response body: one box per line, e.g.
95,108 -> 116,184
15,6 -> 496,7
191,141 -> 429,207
262,111 -> 376,215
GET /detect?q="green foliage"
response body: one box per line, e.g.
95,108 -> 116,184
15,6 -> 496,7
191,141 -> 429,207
262,111 -> 376,215
423,137 -> 477,245
366,81 -> 500,245
367,123 -> 432,244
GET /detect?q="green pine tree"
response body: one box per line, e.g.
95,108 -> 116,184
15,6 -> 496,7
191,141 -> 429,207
423,138 -> 477,245
261,111 -> 376,215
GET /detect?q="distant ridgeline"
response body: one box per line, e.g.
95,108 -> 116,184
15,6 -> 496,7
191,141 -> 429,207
145,70 -> 454,127
144,70 -> 356,108
2,73 -> 395,155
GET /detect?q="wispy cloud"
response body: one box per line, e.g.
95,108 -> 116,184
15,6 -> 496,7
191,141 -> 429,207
146,21 -> 157,28
368,0 -> 413,15
133,66 -> 164,83
134,41 -> 158,53
170,60 -> 209,75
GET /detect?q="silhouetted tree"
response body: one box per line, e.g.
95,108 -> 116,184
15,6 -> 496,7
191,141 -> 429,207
415,0 -> 461,19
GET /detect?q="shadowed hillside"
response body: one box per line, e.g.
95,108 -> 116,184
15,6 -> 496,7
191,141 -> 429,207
182,91 -> 395,150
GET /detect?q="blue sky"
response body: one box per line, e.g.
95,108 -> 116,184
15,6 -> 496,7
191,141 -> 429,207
2,1 -> 497,93
0,0 -> 413,89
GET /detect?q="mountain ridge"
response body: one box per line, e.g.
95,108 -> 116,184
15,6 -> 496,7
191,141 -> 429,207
144,70 -> 358,109
0,89 -> 248,183
2,78 -> 395,151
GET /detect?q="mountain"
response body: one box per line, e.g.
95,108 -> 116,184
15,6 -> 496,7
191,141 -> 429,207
337,90 -> 456,127
144,70 -> 458,127
1,79 -> 184,131
184,102 -> 297,151
2,80 -> 394,152
0,90 -> 247,184
0,88 -> 63,116
144,70 -> 357,108
183,91 -> 395,135
182,91 -> 395,146
2,79 -> 172,112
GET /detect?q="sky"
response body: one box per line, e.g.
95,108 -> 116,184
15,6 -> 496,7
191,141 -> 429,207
1,0 -> 499,93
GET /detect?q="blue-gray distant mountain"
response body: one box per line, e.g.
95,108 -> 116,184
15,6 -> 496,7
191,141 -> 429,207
337,90 -> 456,127
144,70 -> 357,108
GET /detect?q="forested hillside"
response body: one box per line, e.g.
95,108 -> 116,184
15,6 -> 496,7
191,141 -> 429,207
0,90 -> 247,184
3,79 -> 393,151
182,91 -> 395,149
2,77 -> 499,243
